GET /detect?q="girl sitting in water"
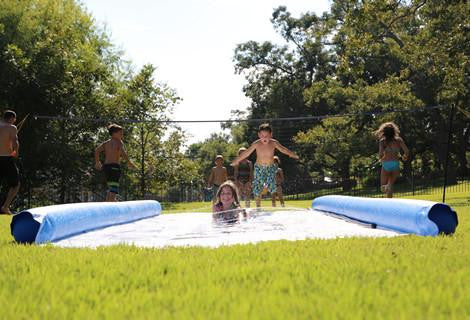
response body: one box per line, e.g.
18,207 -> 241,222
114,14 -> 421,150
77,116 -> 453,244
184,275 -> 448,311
374,122 -> 409,198
212,181 -> 246,223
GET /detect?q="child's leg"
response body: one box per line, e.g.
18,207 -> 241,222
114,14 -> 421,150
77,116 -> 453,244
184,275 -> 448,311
255,196 -> 261,207
1,159 -> 20,213
1,184 -> 20,213
271,192 -> 276,207
278,190 -> 284,207
104,164 -> 121,202
243,183 -> 251,208
106,191 -> 117,202
252,165 -> 263,208
386,171 -> 400,198
380,169 -> 390,192
247,182 -> 252,208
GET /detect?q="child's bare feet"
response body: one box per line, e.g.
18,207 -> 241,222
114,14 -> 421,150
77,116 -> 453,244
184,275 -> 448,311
381,184 -> 391,194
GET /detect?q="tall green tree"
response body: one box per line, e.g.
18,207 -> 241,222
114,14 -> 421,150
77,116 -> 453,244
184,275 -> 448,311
233,1 -> 469,190
0,0 -> 125,204
124,64 -> 180,198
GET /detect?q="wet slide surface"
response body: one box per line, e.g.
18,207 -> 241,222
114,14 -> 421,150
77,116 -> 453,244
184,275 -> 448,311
55,209 -> 401,248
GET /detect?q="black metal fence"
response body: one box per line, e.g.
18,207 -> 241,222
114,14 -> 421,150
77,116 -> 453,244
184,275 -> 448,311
10,169 -> 468,210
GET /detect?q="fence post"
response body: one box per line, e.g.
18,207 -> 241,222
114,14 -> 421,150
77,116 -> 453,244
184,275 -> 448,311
442,104 -> 455,203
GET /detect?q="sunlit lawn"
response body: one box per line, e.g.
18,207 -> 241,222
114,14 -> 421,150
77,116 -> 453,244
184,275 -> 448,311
0,191 -> 468,319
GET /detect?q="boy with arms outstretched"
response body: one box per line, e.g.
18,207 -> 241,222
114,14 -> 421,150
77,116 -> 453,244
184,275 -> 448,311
231,123 -> 299,207
95,124 -> 136,202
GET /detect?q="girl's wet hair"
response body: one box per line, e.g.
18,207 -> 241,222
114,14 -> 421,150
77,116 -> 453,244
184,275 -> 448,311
215,181 -> 240,207
374,122 -> 400,142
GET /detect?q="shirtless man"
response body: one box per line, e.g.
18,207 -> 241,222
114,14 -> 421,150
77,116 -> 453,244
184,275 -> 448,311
0,110 -> 20,214
95,124 -> 136,202
231,123 -> 299,207
207,155 -> 228,203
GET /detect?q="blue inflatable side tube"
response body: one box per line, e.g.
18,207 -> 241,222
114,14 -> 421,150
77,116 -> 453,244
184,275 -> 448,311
10,200 -> 162,244
312,195 -> 458,236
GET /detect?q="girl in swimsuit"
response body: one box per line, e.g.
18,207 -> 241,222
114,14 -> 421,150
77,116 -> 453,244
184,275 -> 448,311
374,122 -> 410,198
212,181 -> 247,223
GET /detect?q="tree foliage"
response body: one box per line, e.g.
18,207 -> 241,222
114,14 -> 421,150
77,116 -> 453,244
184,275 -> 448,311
233,0 -> 469,189
0,0 -> 196,205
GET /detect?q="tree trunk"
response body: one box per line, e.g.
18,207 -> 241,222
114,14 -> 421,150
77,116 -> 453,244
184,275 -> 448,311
340,159 -> 352,192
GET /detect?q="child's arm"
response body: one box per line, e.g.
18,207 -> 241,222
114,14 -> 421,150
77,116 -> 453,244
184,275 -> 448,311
231,143 -> 257,166
399,138 -> 410,161
378,140 -> 385,160
120,143 -> 136,169
274,141 -> 299,159
95,143 -> 104,170
233,164 -> 239,182
10,126 -> 19,157
249,161 -> 254,182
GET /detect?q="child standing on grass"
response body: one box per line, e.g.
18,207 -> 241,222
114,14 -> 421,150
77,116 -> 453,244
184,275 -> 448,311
95,124 -> 136,202
0,110 -> 20,215
212,181 -> 246,223
231,123 -> 299,207
271,156 -> 285,207
207,155 -> 228,203
374,122 -> 409,198
233,147 -> 253,208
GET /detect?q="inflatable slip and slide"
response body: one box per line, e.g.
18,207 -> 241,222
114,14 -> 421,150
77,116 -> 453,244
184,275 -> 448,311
311,195 -> 458,236
11,201 -> 162,244
10,196 -> 457,244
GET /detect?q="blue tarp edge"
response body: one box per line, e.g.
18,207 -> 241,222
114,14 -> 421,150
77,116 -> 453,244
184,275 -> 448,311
311,195 -> 457,236
11,200 -> 161,244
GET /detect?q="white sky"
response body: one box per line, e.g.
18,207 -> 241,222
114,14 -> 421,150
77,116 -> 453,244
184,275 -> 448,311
81,0 -> 331,144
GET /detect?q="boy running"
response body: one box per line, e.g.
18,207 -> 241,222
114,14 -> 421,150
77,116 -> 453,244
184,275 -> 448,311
231,123 -> 299,207
95,124 -> 136,202
0,110 -> 20,214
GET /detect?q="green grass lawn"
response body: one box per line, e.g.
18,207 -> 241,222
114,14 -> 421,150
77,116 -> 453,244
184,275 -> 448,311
0,192 -> 469,319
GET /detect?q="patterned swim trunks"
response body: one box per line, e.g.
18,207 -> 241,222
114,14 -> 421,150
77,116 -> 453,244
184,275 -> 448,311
103,163 -> 121,194
252,163 -> 278,197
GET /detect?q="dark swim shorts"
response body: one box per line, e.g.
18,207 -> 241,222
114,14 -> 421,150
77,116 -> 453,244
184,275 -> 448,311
0,156 -> 19,187
103,163 -> 121,194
